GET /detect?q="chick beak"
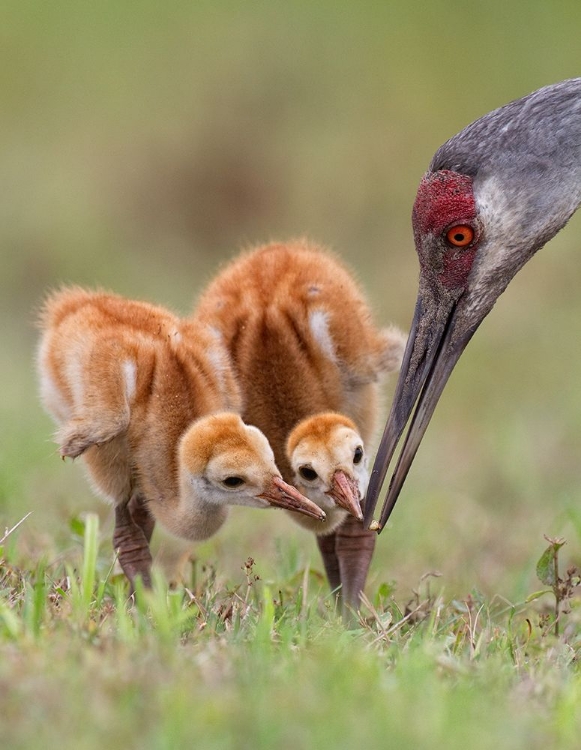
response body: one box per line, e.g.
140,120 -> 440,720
325,469 -> 363,521
259,476 -> 326,521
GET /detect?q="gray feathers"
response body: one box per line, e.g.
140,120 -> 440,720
431,78 -> 581,179
431,79 -> 581,263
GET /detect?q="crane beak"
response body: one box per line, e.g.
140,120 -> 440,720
259,476 -> 327,521
325,469 -> 364,521
364,283 -> 478,531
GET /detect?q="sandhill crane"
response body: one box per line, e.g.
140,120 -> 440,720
194,241 -> 405,614
364,78 -> 581,531
37,287 -> 325,589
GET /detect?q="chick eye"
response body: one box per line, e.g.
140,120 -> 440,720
299,466 -> 318,482
353,446 -> 364,465
445,224 -> 474,247
222,476 -> 245,488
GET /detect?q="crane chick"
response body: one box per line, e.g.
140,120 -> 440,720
194,240 -> 405,614
37,287 -> 325,589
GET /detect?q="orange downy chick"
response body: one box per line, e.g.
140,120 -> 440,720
194,240 -> 405,613
37,287 -> 325,589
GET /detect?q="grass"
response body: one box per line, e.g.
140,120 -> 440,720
2,515 -> 581,750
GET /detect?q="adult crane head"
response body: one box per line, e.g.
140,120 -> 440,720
365,78 -> 581,531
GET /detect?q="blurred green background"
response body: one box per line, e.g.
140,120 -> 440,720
3,0 -> 581,601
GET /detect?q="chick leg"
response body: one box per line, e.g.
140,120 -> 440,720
127,494 -> 155,543
335,514 -> 376,617
316,532 -> 341,605
113,497 -> 153,591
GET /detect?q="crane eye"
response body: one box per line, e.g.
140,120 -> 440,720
445,224 -> 474,247
299,466 -> 318,482
222,476 -> 245,488
353,446 -> 364,465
